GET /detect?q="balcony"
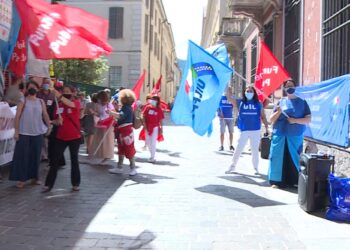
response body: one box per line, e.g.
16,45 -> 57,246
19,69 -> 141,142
228,0 -> 282,30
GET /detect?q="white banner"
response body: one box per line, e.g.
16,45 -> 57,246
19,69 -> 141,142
0,102 -> 16,166
0,0 -> 12,42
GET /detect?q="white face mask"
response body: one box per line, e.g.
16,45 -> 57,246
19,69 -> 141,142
151,100 -> 157,106
245,92 -> 254,100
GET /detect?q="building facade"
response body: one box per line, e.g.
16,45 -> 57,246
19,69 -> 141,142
63,0 -> 180,102
202,0 -> 350,174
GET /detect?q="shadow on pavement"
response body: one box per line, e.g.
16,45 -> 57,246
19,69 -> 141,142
125,173 -> 175,186
156,149 -> 184,159
0,149 -> 162,249
220,175 -> 270,187
214,151 -> 233,156
135,157 -> 180,167
195,184 -> 287,207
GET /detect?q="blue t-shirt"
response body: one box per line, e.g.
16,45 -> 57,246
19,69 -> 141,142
237,100 -> 262,131
272,97 -> 311,136
117,105 -> 133,125
217,95 -> 233,118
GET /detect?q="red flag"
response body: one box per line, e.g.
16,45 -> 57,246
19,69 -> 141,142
9,26 -> 27,77
132,70 -> 146,102
151,75 -> 162,96
14,0 -> 112,59
255,41 -> 290,102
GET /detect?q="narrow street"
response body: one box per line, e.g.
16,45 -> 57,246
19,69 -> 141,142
1,114 -> 350,250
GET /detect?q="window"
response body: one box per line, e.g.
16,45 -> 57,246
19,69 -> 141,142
144,14 -> 149,44
145,0 -> 149,9
154,33 -> 158,57
155,10 -> 158,26
251,37 -> 257,83
264,20 -> 274,51
242,49 -> 247,90
158,18 -> 161,33
109,7 -> 124,39
284,0 -> 301,84
109,66 -> 122,88
150,0 -> 154,18
322,1 -> 350,80
150,25 -> 153,50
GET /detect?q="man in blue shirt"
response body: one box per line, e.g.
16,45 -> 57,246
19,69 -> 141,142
218,93 -> 235,151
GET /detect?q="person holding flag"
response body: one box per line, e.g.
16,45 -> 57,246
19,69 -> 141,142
142,95 -> 164,163
268,79 -> 311,188
108,89 -> 138,176
43,85 -> 81,192
225,85 -> 269,175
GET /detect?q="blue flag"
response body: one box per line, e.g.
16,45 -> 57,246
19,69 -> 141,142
294,74 -> 350,147
206,43 -> 231,68
0,1 -> 21,69
171,41 -> 233,136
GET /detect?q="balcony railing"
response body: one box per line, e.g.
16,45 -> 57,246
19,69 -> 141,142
219,17 -> 249,36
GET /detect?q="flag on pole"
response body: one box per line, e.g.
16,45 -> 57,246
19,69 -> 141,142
132,70 -> 146,103
9,25 -> 27,77
171,41 -> 233,136
151,75 -> 162,96
0,0 -> 21,69
255,41 -> 290,102
14,0 -> 112,59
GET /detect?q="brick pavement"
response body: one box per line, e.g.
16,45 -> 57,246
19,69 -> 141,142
1,114 -> 350,250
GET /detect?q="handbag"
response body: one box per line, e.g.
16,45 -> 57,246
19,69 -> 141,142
133,107 -> 142,129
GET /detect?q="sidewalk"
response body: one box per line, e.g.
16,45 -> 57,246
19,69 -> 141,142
0,115 -> 350,249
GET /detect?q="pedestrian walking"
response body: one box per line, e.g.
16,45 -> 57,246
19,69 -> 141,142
225,85 -> 269,174
217,87 -> 235,151
43,85 -> 82,192
108,89 -> 137,176
9,80 -> 51,188
268,79 -> 311,188
141,95 -> 164,163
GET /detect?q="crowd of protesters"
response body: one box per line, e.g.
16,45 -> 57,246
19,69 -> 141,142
1,75 -> 310,192
2,77 -> 165,191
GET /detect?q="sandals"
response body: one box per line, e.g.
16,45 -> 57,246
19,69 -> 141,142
16,182 -> 25,189
41,186 -> 51,193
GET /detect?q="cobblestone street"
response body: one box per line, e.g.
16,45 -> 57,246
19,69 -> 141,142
1,115 -> 350,250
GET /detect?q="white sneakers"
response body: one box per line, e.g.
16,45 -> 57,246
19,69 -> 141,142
225,164 -> 236,174
147,158 -> 156,163
225,164 -> 259,175
129,168 -> 137,176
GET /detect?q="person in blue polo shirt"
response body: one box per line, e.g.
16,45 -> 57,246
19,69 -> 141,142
268,79 -> 311,188
217,87 -> 235,151
225,85 -> 269,174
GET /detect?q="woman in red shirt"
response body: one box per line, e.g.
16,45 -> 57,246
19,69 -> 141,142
43,86 -> 81,192
142,95 -> 164,163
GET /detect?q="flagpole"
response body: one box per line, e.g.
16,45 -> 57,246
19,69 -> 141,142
234,71 -> 271,102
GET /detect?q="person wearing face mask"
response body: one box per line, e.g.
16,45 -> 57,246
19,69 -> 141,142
225,85 -> 269,175
37,78 -> 55,162
43,85 -> 82,192
141,95 -> 165,163
89,90 -> 116,164
268,79 -> 311,188
9,80 -> 51,189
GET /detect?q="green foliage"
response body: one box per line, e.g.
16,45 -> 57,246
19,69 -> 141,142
52,58 -> 109,85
